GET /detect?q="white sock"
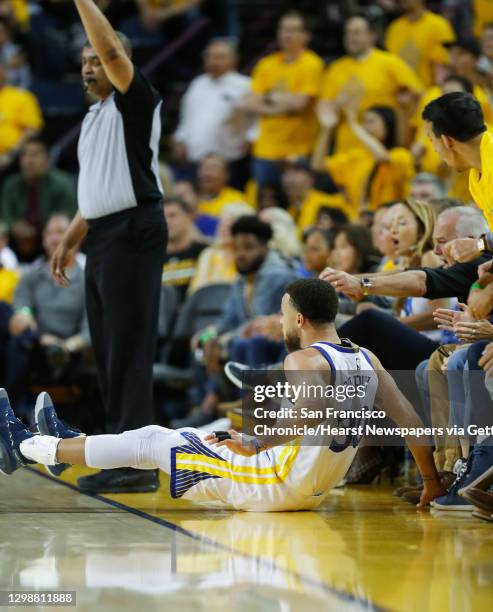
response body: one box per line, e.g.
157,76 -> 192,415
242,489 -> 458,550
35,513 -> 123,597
19,436 -> 61,466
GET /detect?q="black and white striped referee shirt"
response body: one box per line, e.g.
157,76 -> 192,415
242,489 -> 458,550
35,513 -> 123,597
77,68 -> 164,220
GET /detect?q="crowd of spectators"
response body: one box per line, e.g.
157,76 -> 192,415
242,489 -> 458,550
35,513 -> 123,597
3,0 -> 493,514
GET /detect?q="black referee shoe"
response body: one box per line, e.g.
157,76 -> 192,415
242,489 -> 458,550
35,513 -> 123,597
77,467 -> 160,494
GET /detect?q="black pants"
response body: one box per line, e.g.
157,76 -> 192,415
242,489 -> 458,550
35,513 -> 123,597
85,204 -> 167,434
338,309 -> 439,371
338,309 -> 440,406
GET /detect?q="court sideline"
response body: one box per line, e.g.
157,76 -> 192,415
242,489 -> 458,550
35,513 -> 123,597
1,466 -> 493,611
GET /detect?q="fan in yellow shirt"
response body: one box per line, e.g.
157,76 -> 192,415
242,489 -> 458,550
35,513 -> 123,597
8,0 -> 29,30
281,158 -> 349,232
0,268 -> 19,303
385,0 -> 455,87
312,103 -> 415,219
319,16 -> 423,153
412,73 -> 492,201
0,65 -> 43,162
474,0 -> 493,37
422,91 -> 493,271
240,12 -> 324,186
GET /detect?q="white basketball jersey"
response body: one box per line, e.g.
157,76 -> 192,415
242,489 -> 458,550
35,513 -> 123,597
278,340 -> 379,506
172,340 -> 379,511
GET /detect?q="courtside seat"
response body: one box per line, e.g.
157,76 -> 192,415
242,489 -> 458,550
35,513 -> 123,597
157,284 -> 180,345
153,283 -> 232,388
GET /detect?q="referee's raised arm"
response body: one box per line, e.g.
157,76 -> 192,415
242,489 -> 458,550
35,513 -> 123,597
52,0 -> 168,494
73,0 -> 134,94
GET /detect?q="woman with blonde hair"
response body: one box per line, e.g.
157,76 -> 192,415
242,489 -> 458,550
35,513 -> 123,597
258,206 -> 302,263
336,198 -> 454,370
386,199 -> 445,337
188,202 -> 255,293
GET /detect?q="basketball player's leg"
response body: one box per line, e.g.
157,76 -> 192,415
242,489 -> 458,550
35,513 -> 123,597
19,426 -> 179,474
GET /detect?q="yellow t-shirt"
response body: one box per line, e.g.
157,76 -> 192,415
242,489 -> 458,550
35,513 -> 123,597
288,189 -> 349,231
198,187 -> 247,217
0,86 -> 43,155
326,147 -> 415,218
321,49 -> 423,152
469,131 -> 493,229
11,0 -> 29,30
251,50 -> 324,160
385,10 -> 455,87
0,269 -> 19,304
474,0 -> 493,36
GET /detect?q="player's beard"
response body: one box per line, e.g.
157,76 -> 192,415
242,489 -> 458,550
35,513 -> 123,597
284,331 -> 301,353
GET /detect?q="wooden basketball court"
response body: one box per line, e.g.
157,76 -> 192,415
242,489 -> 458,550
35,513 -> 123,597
1,466 -> 492,611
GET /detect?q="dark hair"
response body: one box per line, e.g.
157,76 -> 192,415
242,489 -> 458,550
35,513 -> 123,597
286,278 -> 338,326
422,92 -> 486,142
316,206 -> 348,226
366,106 -> 397,149
257,184 -> 289,210
231,215 -> 273,243
200,153 -> 229,172
21,135 -> 49,153
303,228 -> 335,249
335,224 -> 380,273
0,16 -> 11,30
163,197 -> 191,214
83,31 -> 132,58
443,74 -> 474,94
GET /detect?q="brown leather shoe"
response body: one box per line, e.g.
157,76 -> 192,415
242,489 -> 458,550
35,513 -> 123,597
401,488 -> 423,504
460,487 -> 493,513
393,484 -> 421,497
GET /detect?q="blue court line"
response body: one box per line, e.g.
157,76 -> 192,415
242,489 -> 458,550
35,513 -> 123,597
27,467 -> 388,612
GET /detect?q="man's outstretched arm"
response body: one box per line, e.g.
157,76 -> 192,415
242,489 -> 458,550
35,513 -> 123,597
74,0 -> 134,93
319,267 -> 427,300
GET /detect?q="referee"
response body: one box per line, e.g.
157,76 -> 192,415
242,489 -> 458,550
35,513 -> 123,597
51,0 -> 167,493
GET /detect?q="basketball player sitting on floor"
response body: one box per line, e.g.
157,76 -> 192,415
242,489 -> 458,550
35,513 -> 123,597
0,279 -> 446,510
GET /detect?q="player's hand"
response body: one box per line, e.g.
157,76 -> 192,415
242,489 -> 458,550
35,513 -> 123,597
417,480 -> 447,509
51,242 -> 72,288
319,267 -> 363,300
205,430 -> 258,457
443,238 -> 481,263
